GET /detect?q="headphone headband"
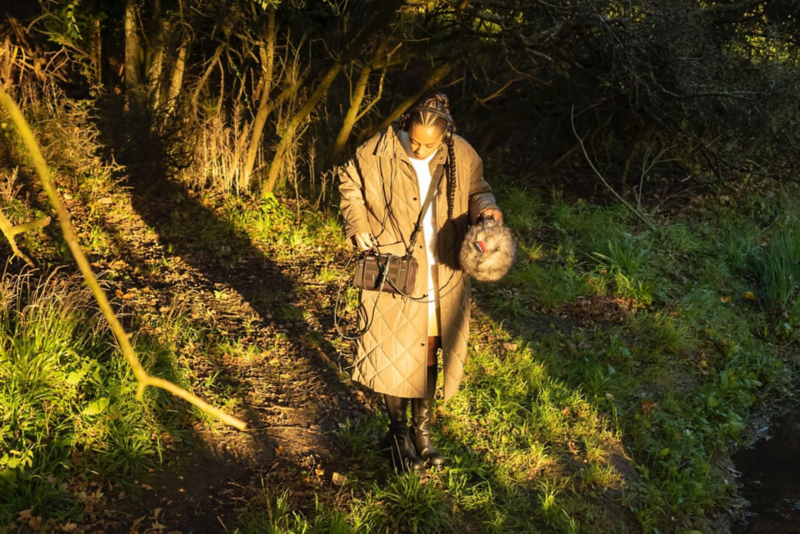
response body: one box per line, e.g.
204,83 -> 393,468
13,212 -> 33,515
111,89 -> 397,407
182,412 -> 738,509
405,106 -> 454,126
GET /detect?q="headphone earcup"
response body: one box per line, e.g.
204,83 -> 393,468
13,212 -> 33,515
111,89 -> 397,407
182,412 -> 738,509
443,126 -> 453,144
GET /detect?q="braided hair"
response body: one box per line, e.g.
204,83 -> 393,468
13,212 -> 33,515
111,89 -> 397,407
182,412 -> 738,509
407,93 -> 457,220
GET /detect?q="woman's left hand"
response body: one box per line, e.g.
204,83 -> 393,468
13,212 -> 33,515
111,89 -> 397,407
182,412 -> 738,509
479,208 -> 504,226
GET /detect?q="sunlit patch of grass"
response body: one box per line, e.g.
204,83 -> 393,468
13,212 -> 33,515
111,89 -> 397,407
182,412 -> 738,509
237,488 -> 351,534
591,233 -> 656,306
213,338 -> 261,361
504,260 -> 588,309
551,192 -> 629,247
536,477 -> 565,517
316,266 -> 338,283
580,462 -> 623,490
494,185 -> 543,232
0,272 -> 193,523
225,194 -> 344,258
81,225 -> 113,256
353,474 -> 453,533
238,473 -> 452,533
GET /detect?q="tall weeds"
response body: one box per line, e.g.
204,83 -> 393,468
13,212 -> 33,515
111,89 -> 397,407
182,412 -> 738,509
189,104 -> 263,194
748,227 -> 800,312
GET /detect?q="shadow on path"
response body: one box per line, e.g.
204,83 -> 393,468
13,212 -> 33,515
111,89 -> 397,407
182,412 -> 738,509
89,97 -> 370,531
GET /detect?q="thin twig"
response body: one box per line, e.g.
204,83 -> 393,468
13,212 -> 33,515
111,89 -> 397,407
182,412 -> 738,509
0,208 -> 51,266
570,105 -> 656,230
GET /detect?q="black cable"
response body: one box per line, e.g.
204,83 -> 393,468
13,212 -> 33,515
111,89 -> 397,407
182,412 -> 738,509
334,249 -> 389,340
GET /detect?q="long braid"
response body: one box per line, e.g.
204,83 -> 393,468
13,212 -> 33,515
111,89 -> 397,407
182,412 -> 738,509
446,136 -> 456,220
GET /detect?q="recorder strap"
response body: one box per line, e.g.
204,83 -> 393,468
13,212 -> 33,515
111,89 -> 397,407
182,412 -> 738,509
405,171 -> 444,257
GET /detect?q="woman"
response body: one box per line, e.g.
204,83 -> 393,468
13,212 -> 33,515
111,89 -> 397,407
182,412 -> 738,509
337,93 -> 503,472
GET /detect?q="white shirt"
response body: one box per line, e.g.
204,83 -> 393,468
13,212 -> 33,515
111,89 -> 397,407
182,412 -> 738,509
399,130 -> 439,309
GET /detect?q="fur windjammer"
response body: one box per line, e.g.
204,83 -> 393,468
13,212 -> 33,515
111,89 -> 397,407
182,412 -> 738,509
459,219 -> 517,282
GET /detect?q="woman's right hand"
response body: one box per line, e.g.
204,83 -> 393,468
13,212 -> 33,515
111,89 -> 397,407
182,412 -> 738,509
351,232 -> 376,251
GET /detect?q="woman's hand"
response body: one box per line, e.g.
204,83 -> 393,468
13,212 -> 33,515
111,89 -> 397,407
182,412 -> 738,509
351,232 -> 376,251
479,208 -> 504,226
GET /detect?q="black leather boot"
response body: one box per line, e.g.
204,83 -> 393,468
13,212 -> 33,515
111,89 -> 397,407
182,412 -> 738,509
383,395 -> 425,473
411,365 -> 446,467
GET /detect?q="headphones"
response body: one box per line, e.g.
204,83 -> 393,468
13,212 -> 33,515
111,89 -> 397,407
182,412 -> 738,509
401,105 -> 456,144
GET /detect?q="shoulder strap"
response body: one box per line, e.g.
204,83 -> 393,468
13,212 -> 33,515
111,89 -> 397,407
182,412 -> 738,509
405,171 -> 443,257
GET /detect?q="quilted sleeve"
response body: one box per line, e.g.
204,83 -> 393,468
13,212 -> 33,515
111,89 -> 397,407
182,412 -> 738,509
337,156 -> 372,240
466,149 -> 499,225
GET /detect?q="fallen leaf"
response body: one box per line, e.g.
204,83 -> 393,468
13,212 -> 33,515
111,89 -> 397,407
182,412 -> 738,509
503,343 -> 518,351
640,400 -> 658,416
332,472 -> 347,486
720,295 -> 730,303
142,483 -> 154,490
62,523 -> 78,532
744,291 -> 756,300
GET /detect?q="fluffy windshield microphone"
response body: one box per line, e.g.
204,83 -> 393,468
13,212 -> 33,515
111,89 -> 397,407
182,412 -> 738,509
459,218 -> 517,282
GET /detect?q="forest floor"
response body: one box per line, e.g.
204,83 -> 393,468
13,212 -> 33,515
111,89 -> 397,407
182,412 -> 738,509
45,169 -> 639,533
45,174 -> 375,532
3,103 -> 800,533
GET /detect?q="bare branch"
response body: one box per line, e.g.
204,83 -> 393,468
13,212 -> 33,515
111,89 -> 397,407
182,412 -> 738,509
570,105 -> 656,230
0,208 -> 50,267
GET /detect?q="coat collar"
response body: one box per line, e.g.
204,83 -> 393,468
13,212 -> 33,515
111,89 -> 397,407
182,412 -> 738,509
374,120 -> 449,167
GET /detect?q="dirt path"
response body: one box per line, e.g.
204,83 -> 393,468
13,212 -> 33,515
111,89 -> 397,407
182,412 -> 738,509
55,173 -> 378,532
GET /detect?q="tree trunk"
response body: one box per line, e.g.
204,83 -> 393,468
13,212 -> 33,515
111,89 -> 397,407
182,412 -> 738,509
324,63 -> 373,170
243,7 -> 277,188
374,62 -> 452,133
166,33 -> 190,114
91,18 -> 102,86
147,0 -> 166,108
191,44 -> 225,114
261,61 -> 343,196
124,0 -> 143,104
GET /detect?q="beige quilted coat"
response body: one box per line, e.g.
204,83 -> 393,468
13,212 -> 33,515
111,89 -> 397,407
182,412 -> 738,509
337,122 -> 499,401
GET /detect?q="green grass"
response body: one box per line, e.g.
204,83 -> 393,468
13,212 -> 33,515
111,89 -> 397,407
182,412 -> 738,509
5,90 -> 800,531
0,272 -> 195,524
229,187 -> 800,532
5,169 -> 797,532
